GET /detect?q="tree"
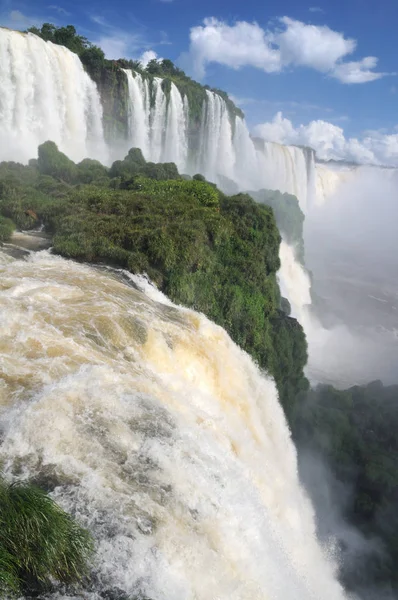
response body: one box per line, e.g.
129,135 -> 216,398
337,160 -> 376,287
80,46 -> 105,79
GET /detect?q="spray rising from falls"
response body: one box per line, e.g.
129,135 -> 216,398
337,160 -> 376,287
0,28 -> 107,164
0,246 -> 349,600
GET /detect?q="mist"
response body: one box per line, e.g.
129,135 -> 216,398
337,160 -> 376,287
303,165 -> 398,386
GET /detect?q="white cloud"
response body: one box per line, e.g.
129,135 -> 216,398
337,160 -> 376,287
139,50 -> 160,67
184,16 -> 388,84
309,6 -> 324,12
186,18 -> 281,78
275,16 -> 355,72
253,112 -> 398,166
331,56 -> 386,83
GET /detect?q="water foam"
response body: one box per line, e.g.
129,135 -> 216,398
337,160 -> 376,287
0,249 -> 348,599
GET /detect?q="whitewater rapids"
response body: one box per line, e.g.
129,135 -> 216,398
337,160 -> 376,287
0,246 -> 348,599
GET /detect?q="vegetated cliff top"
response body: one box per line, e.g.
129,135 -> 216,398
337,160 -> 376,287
19,23 -> 244,120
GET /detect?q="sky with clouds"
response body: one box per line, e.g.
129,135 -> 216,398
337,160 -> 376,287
1,0 -> 397,165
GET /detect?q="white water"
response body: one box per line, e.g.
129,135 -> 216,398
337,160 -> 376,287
0,246 -> 349,599
163,82 -> 189,170
124,70 -> 151,159
0,28 -> 107,164
124,72 -> 189,171
278,241 -> 312,322
0,26 -> 365,387
254,140 -> 317,213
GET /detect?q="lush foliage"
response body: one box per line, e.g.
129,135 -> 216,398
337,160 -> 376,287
0,143 -> 307,413
0,476 -> 93,597
250,188 -> 305,263
0,216 -> 15,242
292,381 -> 398,594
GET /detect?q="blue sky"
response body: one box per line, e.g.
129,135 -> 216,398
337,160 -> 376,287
1,0 -> 398,164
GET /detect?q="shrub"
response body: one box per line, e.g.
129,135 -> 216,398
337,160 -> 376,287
0,477 -> 93,596
37,141 -> 78,184
0,217 -> 15,242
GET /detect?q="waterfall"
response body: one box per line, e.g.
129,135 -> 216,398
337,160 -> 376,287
232,117 -> 262,190
163,82 -> 189,170
150,77 -> 167,164
124,72 -> 189,171
124,70 -> 151,159
254,140 -> 317,212
0,28 -> 107,164
0,245 -> 348,600
198,90 -> 236,182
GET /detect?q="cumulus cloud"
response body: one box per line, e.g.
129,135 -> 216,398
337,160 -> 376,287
138,50 -> 160,67
184,16 -> 388,84
253,112 -> 398,166
186,18 -> 281,79
275,16 -> 355,72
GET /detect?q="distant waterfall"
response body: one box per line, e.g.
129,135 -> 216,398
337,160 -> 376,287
197,90 -> 236,181
163,82 -> 189,169
124,72 -> 188,172
0,28 -> 107,164
254,140 -> 317,212
124,70 -> 151,159
0,27 -> 321,338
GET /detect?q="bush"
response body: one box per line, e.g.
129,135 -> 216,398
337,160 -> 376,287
0,477 -> 93,596
37,141 -> 78,184
0,147 -> 308,415
0,217 -> 15,242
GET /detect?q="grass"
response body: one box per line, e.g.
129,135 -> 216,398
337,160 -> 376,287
0,477 -> 93,597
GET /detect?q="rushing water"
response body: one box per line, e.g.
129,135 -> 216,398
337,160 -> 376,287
4,26 -> 396,393
0,243 -> 349,599
0,28 -> 107,164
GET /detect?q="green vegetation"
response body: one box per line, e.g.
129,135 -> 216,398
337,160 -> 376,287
0,476 -> 93,597
250,189 -> 305,263
0,142 -> 308,415
292,381 -> 398,594
0,216 -> 15,243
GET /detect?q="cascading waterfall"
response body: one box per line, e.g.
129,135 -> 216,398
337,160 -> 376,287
124,72 -> 189,172
163,82 -> 189,170
150,77 -> 168,164
0,25 -> 350,382
124,69 -> 151,159
0,245 -> 349,600
254,140 -> 317,213
198,90 -> 237,181
0,28 -> 107,164
278,241 -> 312,323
